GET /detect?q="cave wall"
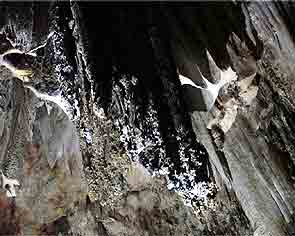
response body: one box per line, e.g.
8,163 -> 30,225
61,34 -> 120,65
71,2 -> 295,235
190,2 -> 295,236
0,1 -> 295,236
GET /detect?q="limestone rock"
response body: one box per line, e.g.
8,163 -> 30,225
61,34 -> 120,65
1,2 -> 295,236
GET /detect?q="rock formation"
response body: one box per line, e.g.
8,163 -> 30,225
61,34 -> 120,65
0,1 -> 295,236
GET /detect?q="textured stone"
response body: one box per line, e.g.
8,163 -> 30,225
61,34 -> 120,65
1,2 -> 295,236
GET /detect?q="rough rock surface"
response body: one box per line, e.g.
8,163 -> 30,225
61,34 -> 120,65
191,3 -> 295,236
0,2 -> 295,236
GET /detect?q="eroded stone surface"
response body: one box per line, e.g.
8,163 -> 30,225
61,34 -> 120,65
1,2 -> 295,236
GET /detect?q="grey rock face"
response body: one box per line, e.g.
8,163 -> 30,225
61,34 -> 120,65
191,2 -> 295,236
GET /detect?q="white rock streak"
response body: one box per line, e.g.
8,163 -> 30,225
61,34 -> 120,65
1,170 -> 20,198
0,49 -> 32,82
27,31 -> 54,56
24,85 -> 72,117
179,50 -> 237,111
